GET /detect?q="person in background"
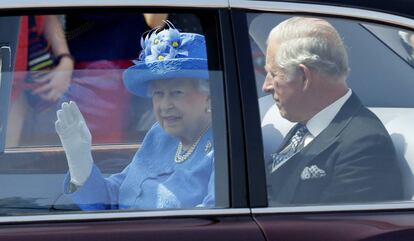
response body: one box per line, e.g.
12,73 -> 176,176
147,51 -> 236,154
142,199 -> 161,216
62,13 -> 167,143
6,15 -> 74,147
56,25 -> 214,210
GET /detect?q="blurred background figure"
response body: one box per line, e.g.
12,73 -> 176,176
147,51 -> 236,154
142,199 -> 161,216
7,13 -> 168,147
7,15 -> 74,147
62,13 -> 167,143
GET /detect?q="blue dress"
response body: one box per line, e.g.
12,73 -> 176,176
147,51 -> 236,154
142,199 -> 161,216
63,123 -> 215,210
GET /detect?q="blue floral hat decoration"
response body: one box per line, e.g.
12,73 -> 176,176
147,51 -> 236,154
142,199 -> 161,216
123,21 -> 208,97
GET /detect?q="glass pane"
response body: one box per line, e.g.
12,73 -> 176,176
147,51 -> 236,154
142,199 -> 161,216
0,11 -> 228,216
247,13 -> 414,206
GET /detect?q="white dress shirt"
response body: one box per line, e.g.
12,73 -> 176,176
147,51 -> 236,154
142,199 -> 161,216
303,89 -> 352,147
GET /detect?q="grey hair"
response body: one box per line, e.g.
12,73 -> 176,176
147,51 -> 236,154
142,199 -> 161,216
147,78 -> 210,96
194,78 -> 210,95
268,17 -> 349,81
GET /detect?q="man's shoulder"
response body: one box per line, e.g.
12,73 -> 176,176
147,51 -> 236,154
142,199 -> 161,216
339,93 -> 389,136
338,104 -> 395,154
351,104 -> 389,134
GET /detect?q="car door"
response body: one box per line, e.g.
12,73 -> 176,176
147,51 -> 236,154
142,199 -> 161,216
0,2 -> 265,241
232,0 -> 414,240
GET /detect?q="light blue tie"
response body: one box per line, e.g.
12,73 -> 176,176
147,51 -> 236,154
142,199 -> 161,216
271,124 -> 308,172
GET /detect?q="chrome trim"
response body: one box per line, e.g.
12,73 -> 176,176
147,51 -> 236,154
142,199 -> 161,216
252,201 -> 414,214
0,46 -> 11,69
230,0 -> 414,29
0,208 -> 250,223
0,0 -> 228,9
5,144 -> 140,154
0,46 -> 11,88
0,58 -> 2,87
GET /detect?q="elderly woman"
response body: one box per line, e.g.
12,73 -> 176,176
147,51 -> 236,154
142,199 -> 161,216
56,25 -> 214,210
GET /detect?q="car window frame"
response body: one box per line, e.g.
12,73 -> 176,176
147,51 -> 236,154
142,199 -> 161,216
0,5 -> 248,224
230,1 -> 414,213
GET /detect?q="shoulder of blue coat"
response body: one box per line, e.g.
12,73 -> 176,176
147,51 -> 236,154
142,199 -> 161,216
146,122 -> 167,138
133,122 -> 178,164
139,122 -> 177,147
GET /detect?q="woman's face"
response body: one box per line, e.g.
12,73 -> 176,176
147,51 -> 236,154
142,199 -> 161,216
150,78 -> 211,144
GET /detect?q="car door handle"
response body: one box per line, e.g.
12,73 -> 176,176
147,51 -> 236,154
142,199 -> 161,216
0,45 -> 11,88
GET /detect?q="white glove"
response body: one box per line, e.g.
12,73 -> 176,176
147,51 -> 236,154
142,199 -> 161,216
55,101 -> 93,186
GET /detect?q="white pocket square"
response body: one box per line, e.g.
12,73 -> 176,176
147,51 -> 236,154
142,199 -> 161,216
301,165 -> 326,180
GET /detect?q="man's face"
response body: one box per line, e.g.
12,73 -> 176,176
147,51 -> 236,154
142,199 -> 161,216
262,41 -> 307,122
151,78 -> 210,142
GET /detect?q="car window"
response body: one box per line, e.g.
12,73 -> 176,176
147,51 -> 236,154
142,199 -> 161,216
0,11 -> 228,216
248,13 -> 414,206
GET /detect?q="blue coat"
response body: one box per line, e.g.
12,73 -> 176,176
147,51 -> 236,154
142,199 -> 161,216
63,123 -> 215,210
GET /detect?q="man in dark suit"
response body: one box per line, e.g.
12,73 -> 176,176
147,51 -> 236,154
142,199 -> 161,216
263,17 -> 403,205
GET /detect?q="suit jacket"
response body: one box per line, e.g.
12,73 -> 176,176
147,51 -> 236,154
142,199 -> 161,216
268,93 -> 403,205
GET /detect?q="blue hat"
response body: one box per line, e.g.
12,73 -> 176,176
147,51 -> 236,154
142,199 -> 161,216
123,23 -> 208,97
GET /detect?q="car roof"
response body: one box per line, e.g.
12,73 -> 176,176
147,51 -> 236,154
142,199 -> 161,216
244,0 -> 414,19
2,0 -> 414,23
0,0 -> 228,9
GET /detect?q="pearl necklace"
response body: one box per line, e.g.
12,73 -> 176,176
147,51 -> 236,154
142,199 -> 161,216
175,126 -> 210,163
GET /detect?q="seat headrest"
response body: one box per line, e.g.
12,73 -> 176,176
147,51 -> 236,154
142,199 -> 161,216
383,114 -> 414,199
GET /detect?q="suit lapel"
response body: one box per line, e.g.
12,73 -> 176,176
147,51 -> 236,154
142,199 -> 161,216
276,93 -> 363,204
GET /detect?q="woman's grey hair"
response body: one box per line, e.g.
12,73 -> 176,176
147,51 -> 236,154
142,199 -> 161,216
148,78 -> 210,96
194,78 -> 210,95
268,17 -> 350,81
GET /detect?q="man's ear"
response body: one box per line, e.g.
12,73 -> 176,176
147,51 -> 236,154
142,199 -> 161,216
298,64 -> 312,91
